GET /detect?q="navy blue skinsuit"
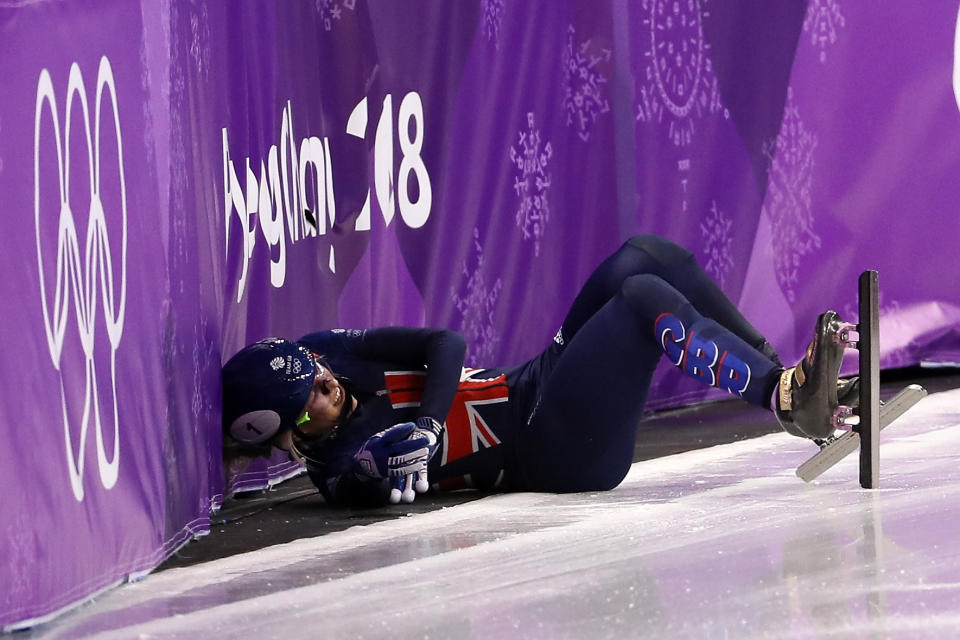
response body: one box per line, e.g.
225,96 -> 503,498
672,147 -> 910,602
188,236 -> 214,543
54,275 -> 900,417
296,235 -> 783,506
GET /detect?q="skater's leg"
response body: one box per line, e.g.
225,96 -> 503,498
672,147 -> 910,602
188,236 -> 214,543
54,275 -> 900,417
519,292 -> 656,492
518,274 -> 782,493
559,235 -> 780,364
625,236 -> 779,361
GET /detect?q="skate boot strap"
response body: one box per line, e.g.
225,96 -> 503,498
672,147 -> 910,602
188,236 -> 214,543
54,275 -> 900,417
778,366 -> 807,412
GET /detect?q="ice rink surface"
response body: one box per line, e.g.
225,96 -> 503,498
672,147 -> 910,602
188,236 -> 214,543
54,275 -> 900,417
26,387 -> 960,639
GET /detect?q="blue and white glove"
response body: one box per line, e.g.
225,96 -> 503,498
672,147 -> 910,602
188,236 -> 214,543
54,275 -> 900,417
353,422 -> 429,504
410,417 -> 444,493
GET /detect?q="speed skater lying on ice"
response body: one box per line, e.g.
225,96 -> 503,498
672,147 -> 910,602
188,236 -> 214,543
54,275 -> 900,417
222,235 -> 857,506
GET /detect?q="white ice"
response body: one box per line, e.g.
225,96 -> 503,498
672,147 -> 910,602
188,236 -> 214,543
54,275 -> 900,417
32,387 -> 960,639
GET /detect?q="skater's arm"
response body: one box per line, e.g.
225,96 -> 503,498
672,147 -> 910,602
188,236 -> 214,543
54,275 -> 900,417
299,327 -> 466,426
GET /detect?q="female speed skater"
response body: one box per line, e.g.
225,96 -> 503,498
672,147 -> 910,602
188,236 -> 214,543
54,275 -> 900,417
222,235 -> 857,506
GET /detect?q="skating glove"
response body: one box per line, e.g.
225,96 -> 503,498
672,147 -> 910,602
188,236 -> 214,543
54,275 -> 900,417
409,416 -> 444,493
353,422 -> 429,504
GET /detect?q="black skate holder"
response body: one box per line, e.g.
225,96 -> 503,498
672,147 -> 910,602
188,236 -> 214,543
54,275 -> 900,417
833,271 -> 882,487
829,272 -> 881,486
857,270 -> 881,489
841,271 -> 925,488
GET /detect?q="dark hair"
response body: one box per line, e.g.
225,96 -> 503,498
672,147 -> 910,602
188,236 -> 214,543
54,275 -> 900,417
222,436 -> 276,460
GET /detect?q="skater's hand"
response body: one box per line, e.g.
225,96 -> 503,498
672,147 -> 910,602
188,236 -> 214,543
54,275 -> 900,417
408,417 -> 443,493
353,423 -> 430,504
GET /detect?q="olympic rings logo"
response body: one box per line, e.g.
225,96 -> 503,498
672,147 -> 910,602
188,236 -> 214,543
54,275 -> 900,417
34,56 -> 127,502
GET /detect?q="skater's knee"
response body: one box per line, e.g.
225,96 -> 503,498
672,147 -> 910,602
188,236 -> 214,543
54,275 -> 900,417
627,234 -> 695,269
620,273 -> 672,307
619,274 -> 695,332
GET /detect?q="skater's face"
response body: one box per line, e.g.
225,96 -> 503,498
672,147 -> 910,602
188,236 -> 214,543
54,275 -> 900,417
295,361 -> 354,439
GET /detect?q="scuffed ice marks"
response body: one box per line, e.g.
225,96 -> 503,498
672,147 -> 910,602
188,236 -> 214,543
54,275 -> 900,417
762,88 -> 821,304
803,0 -> 846,63
451,228 -> 503,365
563,25 -> 611,142
700,200 -> 733,289
509,112 -> 553,257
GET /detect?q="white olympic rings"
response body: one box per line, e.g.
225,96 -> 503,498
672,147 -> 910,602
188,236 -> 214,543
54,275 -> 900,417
34,56 -> 127,502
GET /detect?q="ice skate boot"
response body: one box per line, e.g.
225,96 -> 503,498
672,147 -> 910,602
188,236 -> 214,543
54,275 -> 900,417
810,376 -> 860,446
778,376 -> 859,440
775,311 -> 854,440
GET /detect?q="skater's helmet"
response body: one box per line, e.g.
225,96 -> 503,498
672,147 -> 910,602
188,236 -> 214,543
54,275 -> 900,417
222,338 -> 317,445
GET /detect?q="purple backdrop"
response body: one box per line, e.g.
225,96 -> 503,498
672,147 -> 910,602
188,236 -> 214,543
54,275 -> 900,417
2,0 -> 959,630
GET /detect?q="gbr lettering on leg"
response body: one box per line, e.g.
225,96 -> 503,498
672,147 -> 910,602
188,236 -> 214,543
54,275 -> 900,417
655,313 -> 752,397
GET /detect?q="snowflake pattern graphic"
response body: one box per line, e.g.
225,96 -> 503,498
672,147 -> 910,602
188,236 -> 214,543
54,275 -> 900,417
563,24 -> 611,142
138,32 -> 161,180
482,0 -> 505,49
635,0 -> 726,147
4,512 -> 32,612
315,0 -> 356,32
452,228 -> 503,365
700,200 -> 734,288
191,320 -> 218,426
509,112 -> 553,256
803,0 -> 845,63
188,3 -> 211,81
191,338 -> 205,421
762,88 -> 821,304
